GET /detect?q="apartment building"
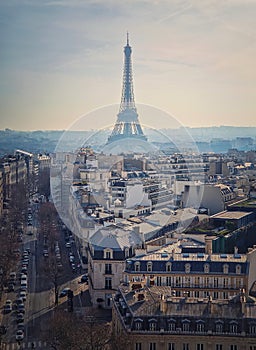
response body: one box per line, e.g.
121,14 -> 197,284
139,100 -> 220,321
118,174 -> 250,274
111,244 -> 256,350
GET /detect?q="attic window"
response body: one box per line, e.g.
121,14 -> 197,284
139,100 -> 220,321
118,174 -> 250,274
125,248 -> 129,258
104,249 -> 113,259
204,263 -> 210,273
185,263 -> 191,273
147,262 -> 153,272
223,264 -> 229,274
135,262 -> 140,272
166,262 -> 172,272
236,264 -> 241,274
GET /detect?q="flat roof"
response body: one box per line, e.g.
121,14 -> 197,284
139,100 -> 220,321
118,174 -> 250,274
211,211 -> 253,220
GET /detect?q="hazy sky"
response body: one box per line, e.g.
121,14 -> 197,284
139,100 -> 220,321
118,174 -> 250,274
0,0 -> 256,131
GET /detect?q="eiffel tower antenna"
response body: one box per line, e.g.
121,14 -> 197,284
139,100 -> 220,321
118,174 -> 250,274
107,34 -> 147,144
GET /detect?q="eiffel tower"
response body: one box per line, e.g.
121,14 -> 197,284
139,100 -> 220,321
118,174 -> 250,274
107,33 -> 147,144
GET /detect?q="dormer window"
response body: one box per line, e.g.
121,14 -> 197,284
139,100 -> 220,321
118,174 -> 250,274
204,263 -> 210,273
223,264 -> 229,274
125,247 -> 129,258
167,318 -> 176,331
229,321 -> 238,333
149,319 -> 157,331
185,263 -> 191,273
135,262 -> 140,272
104,249 -> 113,259
135,319 -> 143,330
236,264 -> 241,274
182,319 -> 190,332
196,320 -> 205,333
166,262 -> 172,272
147,262 -> 153,272
215,320 -> 224,333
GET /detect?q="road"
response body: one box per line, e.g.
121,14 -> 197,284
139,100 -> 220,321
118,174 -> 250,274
1,202 -> 91,349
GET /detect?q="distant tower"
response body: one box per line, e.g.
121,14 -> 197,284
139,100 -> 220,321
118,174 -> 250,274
107,33 -> 147,144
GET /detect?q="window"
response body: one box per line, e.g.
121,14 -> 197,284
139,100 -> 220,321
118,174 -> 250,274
197,345 -> 204,350
104,249 -> 113,259
204,263 -> 210,273
196,322 -> 205,333
135,344 -> 142,350
213,277 -> 218,288
213,291 -> 218,299
105,277 -> 112,289
185,263 -> 191,273
168,343 -> 175,350
166,276 -> 172,286
135,322 -> 142,330
182,321 -> 190,332
175,276 -> 181,287
216,345 -> 222,350
229,322 -> 238,333
135,262 -> 140,272
149,322 -> 157,331
147,262 -> 153,272
215,322 -> 223,333
249,324 -> 256,334
125,248 -> 129,258
168,322 -> 176,331
105,264 -> 112,274
230,346 -> 237,350
223,278 -> 229,288
223,264 -> 229,274
166,262 -> 172,272
149,343 -> 156,350
236,264 -> 241,274
183,344 -> 189,350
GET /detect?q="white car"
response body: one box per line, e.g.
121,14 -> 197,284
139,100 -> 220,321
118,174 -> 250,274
19,291 -> 27,302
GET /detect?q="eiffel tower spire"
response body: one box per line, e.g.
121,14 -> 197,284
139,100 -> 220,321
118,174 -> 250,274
107,34 -> 147,144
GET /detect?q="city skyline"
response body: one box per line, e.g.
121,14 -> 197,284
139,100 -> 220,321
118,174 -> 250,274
0,0 -> 256,131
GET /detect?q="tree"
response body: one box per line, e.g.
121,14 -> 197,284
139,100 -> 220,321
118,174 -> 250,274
38,168 -> 50,201
45,309 -> 111,350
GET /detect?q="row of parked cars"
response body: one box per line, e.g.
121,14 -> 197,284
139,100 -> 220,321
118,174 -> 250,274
3,248 -> 30,341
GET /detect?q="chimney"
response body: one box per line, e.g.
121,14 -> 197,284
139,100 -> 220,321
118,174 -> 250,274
240,289 -> 246,315
160,294 -> 167,314
208,295 -> 213,314
205,236 -> 213,255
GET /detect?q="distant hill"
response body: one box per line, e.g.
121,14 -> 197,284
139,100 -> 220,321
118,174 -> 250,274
0,126 -> 255,156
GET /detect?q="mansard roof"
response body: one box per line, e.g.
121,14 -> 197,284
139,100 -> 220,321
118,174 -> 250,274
90,224 -> 142,251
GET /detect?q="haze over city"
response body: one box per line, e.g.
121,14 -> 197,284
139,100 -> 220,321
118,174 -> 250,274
0,0 -> 256,131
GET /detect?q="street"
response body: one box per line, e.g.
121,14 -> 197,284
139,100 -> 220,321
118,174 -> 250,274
0,202 -> 92,349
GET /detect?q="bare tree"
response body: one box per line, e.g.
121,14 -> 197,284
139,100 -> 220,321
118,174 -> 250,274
45,309 -> 111,350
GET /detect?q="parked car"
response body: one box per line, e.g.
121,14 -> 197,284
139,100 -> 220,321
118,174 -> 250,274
15,329 -> 24,341
80,274 -> 88,283
19,291 -> 27,302
4,300 -> 12,313
15,297 -> 24,307
17,303 -> 25,313
16,312 -> 24,323
59,287 -> 71,298
7,282 -> 15,292
17,322 -> 25,331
